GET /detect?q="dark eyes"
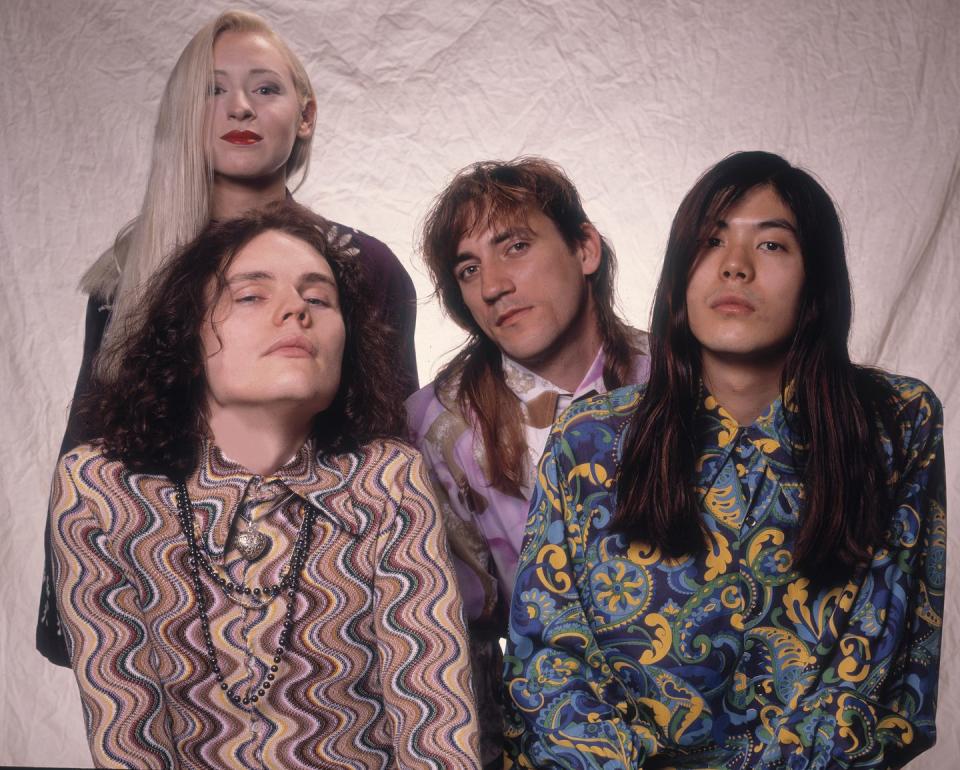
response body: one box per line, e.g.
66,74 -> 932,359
456,264 -> 479,282
703,237 -> 787,252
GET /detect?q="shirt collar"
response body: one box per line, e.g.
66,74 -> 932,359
182,438 -> 361,560
501,345 -> 606,405
694,380 -> 804,463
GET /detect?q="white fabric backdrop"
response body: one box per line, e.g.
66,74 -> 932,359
1,0 -> 956,766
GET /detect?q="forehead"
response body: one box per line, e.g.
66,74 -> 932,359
228,230 -> 334,278
455,206 -> 556,253
718,184 -> 797,226
213,30 -> 290,75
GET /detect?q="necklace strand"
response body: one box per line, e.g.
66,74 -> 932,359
174,480 -> 316,710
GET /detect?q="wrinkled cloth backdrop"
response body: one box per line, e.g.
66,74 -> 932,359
1,0 -> 957,766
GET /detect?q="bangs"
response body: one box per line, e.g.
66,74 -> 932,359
443,191 -> 535,268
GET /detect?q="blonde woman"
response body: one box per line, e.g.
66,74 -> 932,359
38,10 -> 418,666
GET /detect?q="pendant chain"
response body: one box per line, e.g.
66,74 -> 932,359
173,480 -> 316,710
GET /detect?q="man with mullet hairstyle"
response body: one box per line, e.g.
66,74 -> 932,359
407,157 -> 650,767
504,151 -> 945,769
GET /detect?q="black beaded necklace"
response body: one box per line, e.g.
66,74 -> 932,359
173,479 -> 317,710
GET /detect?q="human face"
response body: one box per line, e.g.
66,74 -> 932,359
686,184 -> 805,371
209,31 -> 314,184
202,230 -> 345,425
453,209 -> 602,386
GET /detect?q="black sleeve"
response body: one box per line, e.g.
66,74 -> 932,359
37,295 -> 110,666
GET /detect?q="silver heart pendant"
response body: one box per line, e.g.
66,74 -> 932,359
235,529 -> 270,562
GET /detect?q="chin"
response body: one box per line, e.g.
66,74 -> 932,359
499,336 -> 552,363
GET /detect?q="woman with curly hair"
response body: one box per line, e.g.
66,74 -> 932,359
49,202 -> 478,769
38,8 -> 419,666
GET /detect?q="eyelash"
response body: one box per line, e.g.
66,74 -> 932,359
211,85 -> 282,96
705,238 -> 787,252
457,264 -> 479,282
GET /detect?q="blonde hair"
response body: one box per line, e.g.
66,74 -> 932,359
83,10 -> 316,360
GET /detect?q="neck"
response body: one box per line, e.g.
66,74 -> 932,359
700,351 -> 785,426
206,405 -> 311,475
212,173 -> 288,221
527,300 -> 603,392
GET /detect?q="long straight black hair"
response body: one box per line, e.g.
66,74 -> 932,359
615,151 -> 899,578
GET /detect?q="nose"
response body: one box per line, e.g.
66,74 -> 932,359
720,243 -> 754,281
226,90 -> 255,121
275,291 -> 310,326
480,262 -> 515,304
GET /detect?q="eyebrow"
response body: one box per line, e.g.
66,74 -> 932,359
299,272 -> 337,289
228,271 -> 337,289
214,68 -> 284,78
715,218 -> 798,233
454,225 -> 537,263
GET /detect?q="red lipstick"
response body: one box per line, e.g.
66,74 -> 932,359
221,130 -> 262,145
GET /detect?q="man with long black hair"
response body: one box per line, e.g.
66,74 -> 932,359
505,151 -> 945,769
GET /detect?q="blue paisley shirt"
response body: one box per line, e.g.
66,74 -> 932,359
504,375 -> 945,769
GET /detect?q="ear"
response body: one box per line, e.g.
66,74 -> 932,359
578,223 -> 602,277
297,98 -> 317,140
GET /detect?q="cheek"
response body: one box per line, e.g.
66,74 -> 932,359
778,268 -> 806,325
459,286 -> 488,328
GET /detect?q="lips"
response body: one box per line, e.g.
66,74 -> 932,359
221,130 -> 262,145
265,335 -> 316,357
495,306 -> 532,327
710,293 -> 755,313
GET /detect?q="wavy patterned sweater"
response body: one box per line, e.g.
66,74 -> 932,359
50,438 -> 479,769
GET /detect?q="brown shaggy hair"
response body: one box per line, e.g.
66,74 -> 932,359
615,151 -> 901,580
422,157 -> 639,496
78,201 -> 407,476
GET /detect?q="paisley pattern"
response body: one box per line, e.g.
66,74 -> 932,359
50,438 -> 479,769
406,337 -> 650,766
504,374 -> 945,769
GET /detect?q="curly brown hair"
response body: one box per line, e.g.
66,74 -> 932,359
78,201 -> 407,475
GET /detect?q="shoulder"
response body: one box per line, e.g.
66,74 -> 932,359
548,385 -> 645,468
57,442 -> 121,480
866,370 -> 943,450
405,377 -> 467,442
51,444 -> 146,527
327,437 -> 424,479
626,326 -> 651,356
325,219 -> 401,269
324,439 -> 442,522
557,384 -> 644,434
